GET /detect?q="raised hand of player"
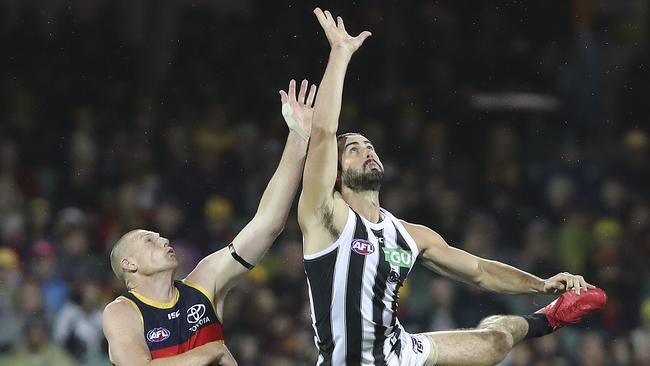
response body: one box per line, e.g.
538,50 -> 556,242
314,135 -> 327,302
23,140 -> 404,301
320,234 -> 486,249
280,79 -> 317,141
313,7 -> 371,55
543,272 -> 596,295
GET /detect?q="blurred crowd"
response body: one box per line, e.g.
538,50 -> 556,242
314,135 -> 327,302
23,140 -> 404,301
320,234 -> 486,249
1,0 -> 650,365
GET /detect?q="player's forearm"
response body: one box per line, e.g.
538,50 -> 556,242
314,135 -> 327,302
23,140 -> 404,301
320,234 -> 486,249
476,259 -> 545,294
145,342 -> 227,366
113,344 -> 223,366
311,49 -> 353,136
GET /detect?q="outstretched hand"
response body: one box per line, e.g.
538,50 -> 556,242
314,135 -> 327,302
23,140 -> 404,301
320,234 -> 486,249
543,272 -> 596,295
313,7 -> 371,55
280,79 -> 317,141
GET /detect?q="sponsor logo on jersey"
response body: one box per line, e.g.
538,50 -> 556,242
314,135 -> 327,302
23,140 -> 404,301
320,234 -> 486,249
147,327 -> 170,343
382,247 -> 413,268
187,304 -> 206,324
168,309 -> 180,320
387,270 -> 401,283
411,336 -> 424,353
351,239 -> 375,255
187,303 -> 210,332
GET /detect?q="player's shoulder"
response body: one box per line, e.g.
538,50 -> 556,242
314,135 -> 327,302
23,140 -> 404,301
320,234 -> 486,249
103,296 -> 142,326
398,219 -> 443,242
397,218 -> 425,231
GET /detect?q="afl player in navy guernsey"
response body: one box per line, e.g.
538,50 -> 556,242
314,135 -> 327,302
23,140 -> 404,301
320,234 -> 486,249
102,79 -> 318,366
298,8 -> 607,366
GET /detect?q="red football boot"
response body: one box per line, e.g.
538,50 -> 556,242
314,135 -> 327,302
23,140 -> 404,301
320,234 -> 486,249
535,288 -> 607,330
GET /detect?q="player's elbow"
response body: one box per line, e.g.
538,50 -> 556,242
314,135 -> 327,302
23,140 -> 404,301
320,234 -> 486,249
269,222 -> 285,239
474,260 -> 496,291
253,214 -> 285,240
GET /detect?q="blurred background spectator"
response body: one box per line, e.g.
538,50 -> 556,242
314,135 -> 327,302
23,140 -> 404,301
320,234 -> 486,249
0,0 -> 649,364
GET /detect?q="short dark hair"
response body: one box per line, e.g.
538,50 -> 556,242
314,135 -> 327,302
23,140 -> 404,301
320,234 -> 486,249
336,132 -> 362,142
335,132 -> 368,192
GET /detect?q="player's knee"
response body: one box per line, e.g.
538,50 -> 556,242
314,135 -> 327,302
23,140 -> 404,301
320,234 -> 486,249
483,329 -> 512,364
478,315 -> 504,329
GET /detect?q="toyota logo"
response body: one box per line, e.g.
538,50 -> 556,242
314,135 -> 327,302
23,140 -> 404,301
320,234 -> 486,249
186,304 -> 206,324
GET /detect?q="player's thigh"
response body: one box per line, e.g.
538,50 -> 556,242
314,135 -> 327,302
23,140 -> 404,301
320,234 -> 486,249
417,329 -> 511,366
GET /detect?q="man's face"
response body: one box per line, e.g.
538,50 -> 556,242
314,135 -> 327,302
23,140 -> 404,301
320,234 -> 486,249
338,134 -> 384,192
127,230 -> 177,275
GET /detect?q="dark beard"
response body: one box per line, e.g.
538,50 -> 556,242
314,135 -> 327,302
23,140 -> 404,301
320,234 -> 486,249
341,168 -> 383,192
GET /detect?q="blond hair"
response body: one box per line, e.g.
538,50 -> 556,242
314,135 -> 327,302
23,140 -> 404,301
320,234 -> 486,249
109,230 -> 140,284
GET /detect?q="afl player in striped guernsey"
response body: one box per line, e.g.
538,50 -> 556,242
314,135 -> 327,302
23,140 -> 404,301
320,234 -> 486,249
102,79 -> 317,366
299,8 -> 607,366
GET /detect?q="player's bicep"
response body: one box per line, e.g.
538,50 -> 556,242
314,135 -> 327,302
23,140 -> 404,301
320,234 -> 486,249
407,222 -> 482,285
103,300 -> 151,366
186,248 -> 249,302
299,129 -> 338,219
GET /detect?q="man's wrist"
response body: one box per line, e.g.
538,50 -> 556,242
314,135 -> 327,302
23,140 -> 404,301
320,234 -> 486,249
288,128 -> 309,143
535,278 -> 546,293
329,47 -> 354,60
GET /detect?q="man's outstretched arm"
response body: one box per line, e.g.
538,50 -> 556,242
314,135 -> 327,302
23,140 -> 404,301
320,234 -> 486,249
298,8 -> 371,251
185,81 -> 315,301
403,221 -> 595,295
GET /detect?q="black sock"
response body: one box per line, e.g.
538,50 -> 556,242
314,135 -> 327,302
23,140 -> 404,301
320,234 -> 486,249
523,313 -> 553,339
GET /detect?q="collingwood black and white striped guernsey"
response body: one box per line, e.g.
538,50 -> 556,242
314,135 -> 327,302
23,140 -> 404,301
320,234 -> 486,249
304,206 -> 430,365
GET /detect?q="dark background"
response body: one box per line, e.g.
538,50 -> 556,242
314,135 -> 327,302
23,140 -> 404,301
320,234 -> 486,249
0,0 -> 649,365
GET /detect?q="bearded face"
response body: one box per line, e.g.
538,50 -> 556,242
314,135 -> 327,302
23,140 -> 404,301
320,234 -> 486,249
341,160 -> 384,192
337,133 -> 385,193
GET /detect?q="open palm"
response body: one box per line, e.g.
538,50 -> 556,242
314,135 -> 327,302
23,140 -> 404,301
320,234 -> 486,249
314,7 -> 371,54
280,79 -> 317,140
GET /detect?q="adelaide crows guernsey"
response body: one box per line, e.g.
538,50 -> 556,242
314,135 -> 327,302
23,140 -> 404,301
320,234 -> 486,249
304,207 -> 420,365
120,279 -> 224,359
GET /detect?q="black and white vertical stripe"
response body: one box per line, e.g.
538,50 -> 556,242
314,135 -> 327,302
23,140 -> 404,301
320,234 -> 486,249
304,207 -> 419,365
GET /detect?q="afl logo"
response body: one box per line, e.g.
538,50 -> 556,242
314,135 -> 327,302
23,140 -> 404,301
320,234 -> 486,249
187,304 -> 206,324
351,239 -> 375,255
146,327 -> 170,343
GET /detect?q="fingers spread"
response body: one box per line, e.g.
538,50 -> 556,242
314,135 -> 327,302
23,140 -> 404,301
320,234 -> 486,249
355,31 -> 373,45
313,8 -> 328,28
298,79 -> 308,104
337,16 -> 346,31
288,79 -> 297,101
306,84 -> 317,106
279,90 -> 288,104
324,10 -> 334,25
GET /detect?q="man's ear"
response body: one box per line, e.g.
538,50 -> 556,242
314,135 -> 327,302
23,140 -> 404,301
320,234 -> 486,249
121,257 -> 137,274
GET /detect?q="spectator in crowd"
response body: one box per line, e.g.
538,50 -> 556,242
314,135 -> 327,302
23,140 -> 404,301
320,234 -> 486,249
53,280 -> 108,365
0,247 -> 23,352
631,298 -> 650,365
0,1 -> 648,364
0,317 -> 77,366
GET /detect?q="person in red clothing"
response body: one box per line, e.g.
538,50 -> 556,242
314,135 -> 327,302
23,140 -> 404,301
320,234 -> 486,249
102,79 -> 317,366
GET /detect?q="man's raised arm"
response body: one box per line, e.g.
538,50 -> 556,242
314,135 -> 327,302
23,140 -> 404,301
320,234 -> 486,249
298,8 -> 371,248
185,80 -> 315,301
